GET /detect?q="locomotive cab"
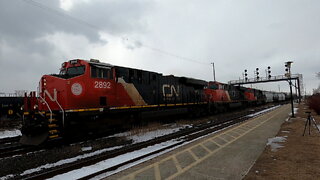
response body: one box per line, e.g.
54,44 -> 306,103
21,59 -> 117,145
204,81 -> 231,102
244,88 -> 257,101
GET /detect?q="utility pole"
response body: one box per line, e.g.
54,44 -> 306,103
211,62 -> 216,81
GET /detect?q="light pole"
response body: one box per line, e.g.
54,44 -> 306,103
211,62 -> 216,81
285,61 -> 294,118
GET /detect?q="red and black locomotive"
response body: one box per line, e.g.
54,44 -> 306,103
21,59 -> 209,145
21,59 -> 282,145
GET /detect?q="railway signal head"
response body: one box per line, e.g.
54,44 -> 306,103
267,66 -> 271,79
285,61 -> 293,68
244,69 -> 248,81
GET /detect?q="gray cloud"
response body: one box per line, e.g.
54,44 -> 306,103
0,0 -> 152,92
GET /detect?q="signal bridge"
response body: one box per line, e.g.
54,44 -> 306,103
228,73 -> 303,103
228,74 -> 302,85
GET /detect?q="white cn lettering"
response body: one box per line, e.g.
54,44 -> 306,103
162,84 -> 179,98
44,89 -> 57,102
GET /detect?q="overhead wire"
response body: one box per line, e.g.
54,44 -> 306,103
22,0 -> 209,65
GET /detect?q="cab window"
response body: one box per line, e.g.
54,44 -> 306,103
209,83 -> 218,90
66,66 -> 85,76
91,65 -> 112,79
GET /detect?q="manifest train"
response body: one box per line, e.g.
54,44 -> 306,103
21,59 -> 288,145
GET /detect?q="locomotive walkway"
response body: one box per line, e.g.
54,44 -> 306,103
106,104 -> 290,180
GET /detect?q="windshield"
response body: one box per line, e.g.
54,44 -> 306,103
66,66 -> 85,76
209,83 -> 218,90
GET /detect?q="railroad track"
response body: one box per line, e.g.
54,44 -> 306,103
0,142 -> 36,159
0,136 -> 41,159
0,136 -> 21,145
20,104 -> 280,180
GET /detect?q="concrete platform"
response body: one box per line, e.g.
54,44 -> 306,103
107,104 -> 290,180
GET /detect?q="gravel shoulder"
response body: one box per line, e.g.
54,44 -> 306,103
244,102 -> 320,179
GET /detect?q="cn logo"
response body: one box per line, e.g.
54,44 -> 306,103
44,89 -> 57,102
162,84 -> 179,99
71,83 -> 83,95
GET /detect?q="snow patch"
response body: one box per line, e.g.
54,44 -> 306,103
246,105 -> 280,118
0,174 -> 14,180
267,136 -> 286,152
19,145 -> 124,176
289,107 -> 299,116
0,129 -> 21,139
81,146 -> 92,152
281,130 -> 290,133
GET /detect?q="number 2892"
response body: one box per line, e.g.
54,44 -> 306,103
94,81 -> 111,89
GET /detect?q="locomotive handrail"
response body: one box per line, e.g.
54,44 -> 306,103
55,98 -> 65,128
38,95 -> 53,121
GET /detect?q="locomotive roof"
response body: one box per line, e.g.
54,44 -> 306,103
86,60 -> 113,67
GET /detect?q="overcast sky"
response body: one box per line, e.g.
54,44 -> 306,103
0,0 -> 319,94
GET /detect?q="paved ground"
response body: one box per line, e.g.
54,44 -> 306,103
106,104 -> 290,180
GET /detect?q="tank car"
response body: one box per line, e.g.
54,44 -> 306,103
262,91 -> 274,103
278,93 -> 286,101
21,59 -> 208,145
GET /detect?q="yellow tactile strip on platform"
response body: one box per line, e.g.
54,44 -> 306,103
119,106 -> 287,180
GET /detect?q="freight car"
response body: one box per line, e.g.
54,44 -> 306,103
21,59 -> 285,145
262,91 -> 288,104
